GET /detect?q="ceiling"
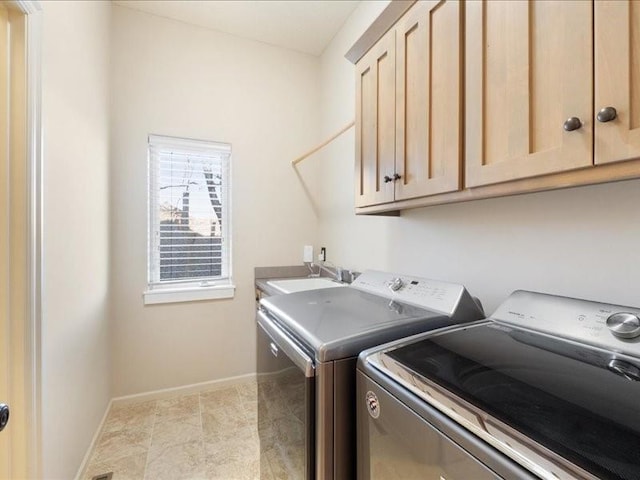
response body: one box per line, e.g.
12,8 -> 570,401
113,0 -> 361,56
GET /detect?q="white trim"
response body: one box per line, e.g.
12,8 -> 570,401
72,399 -> 113,480
7,0 -> 42,14
143,283 -> 236,305
111,373 -> 256,405
12,1 -> 41,14
14,2 -> 43,478
148,133 -> 231,154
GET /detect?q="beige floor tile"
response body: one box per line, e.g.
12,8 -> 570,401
151,413 -> 203,448
92,425 -> 152,464
84,381 -> 269,480
241,399 -> 258,424
145,440 -> 206,480
84,452 -> 147,480
103,400 -> 157,433
204,435 -> 260,480
200,385 -> 242,410
204,437 -> 258,464
156,394 -> 200,422
236,381 -> 257,401
203,423 -> 258,449
205,457 -> 261,480
201,405 -> 249,440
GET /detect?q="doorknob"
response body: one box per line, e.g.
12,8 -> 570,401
0,404 -> 9,432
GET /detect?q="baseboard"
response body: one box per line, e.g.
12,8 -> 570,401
75,373 -> 257,480
111,372 -> 257,406
74,398 -> 113,480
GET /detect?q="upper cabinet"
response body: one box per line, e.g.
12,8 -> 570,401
465,1 -> 593,188
355,0 -> 462,208
594,1 -> 640,165
355,29 -> 396,207
395,0 -> 461,201
348,0 -> 640,214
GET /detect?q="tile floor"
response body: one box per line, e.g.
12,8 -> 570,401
83,380 -> 266,480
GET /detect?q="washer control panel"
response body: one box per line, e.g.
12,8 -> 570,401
606,313 -> 640,339
492,290 -> 640,357
389,277 -> 404,292
351,270 -> 467,315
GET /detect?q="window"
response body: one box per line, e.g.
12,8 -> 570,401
144,134 -> 233,304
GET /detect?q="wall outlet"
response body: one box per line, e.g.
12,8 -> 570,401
303,245 -> 314,263
319,247 -> 327,262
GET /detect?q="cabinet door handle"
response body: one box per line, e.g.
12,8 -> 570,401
383,175 -> 393,183
597,106 -> 617,123
393,173 -> 402,181
563,117 -> 582,132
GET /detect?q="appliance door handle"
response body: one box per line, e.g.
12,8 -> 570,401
257,310 -> 315,378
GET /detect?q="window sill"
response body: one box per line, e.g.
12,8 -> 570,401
143,284 -> 235,305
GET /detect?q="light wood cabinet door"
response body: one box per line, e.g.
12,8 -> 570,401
465,1 -> 593,188
395,0 -> 461,201
595,0 -> 640,165
355,29 -> 396,207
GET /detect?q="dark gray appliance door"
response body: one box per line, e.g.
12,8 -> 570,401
257,311 -> 314,479
357,371 -> 503,480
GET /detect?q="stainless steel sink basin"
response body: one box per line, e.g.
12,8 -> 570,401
266,277 -> 345,294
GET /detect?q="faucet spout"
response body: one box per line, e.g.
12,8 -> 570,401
307,262 -> 354,283
307,261 -> 339,281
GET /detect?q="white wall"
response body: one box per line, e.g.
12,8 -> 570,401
316,1 -> 640,314
110,6 -> 320,396
41,2 -> 111,478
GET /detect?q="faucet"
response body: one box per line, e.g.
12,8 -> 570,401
307,262 -> 354,283
307,261 -> 334,279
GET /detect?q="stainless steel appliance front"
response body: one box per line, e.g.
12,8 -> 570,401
357,369 -> 535,480
256,308 -> 360,479
257,310 -> 314,478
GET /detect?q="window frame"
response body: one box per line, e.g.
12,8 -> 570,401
144,134 -> 234,305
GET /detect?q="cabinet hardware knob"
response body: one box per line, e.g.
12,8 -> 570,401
597,106 -> 617,123
383,175 -> 393,183
393,173 -> 402,181
563,117 -> 582,132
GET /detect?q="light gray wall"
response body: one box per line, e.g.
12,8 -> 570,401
315,1 -> 640,314
41,1 -> 112,478
110,6 -> 321,396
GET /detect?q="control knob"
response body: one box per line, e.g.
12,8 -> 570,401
606,312 -> 640,339
389,277 -> 404,292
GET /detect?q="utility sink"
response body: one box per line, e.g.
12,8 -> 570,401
267,277 -> 345,294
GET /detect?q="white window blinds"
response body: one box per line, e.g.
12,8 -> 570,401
148,134 -> 231,288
